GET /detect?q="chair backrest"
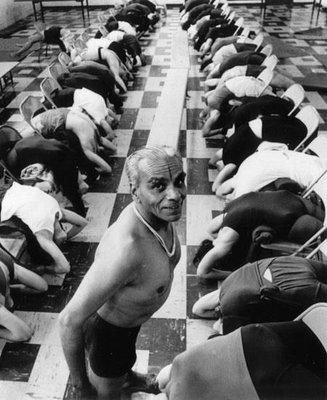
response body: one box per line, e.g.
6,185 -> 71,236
295,303 -> 327,353
293,105 -> 321,151
48,61 -> 68,83
19,95 -> 47,134
261,54 -> 278,70
233,17 -> 244,36
252,33 -> 264,51
98,12 -> 107,24
302,133 -> 327,162
237,26 -> 250,43
221,2 -> 229,14
98,24 -> 109,37
58,52 -> 72,68
40,77 -> 61,109
227,11 -> 235,24
0,125 -> 21,181
257,67 -> 274,95
281,83 -> 305,116
260,44 -> 273,58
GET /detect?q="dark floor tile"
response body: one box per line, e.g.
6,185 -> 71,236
109,193 -> 133,226
138,318 -> 186,367
149,65 -> 168,77
141,91 -> 161,108
128,77 -> 147,91
187,245 -> 199,275
0,106 -> 17,123
90,157 -> 126,193
186,275 -> 217,319
0,343 -> 40,382
63,241 -> 98,278
127,129 -> 150,156
205,137 -> 224,148
118,108 -> 139,129
187,77 -> 204,91
186,108 -> 203,130
187,158 -> 212,195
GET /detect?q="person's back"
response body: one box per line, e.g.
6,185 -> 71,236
233,150 -> 325,198
223,190 -> 310,238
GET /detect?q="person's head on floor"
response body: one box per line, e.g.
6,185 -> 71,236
126,145 -> 186,223
20,163 -> 57,194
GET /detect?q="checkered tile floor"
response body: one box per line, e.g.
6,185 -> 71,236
0,3 -> 327,400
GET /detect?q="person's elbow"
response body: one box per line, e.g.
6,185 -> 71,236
58,307 -> 82,333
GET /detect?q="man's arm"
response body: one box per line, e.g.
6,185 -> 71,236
58,232 -> 140,391
61,209 -> 88,239
197,227 -> 239,279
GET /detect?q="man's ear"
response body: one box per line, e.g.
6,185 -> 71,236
131,184 -> 139,202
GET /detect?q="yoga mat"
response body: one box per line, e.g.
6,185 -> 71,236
263,36 -> 306,58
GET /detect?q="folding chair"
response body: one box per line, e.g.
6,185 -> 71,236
19,95 -> 47,134
260,44 -> 273,58
0,125 -> 22,182
58,52 -> 72,69
294,105 -> 321,151
236,26 -> 250,43
252,33 -> 264,51
221,3 -> 229,16
262,54 -> 278,71
295,303 -> 327,353
227,11 -> 235,25
281,84 -> 305,116
302,133 -> 327,162
40,77 -> 62,109
257,67 -> 274,95
48,61 -> 69,84
233,17 -> 244,36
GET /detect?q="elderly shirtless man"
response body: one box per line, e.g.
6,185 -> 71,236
59,145 -> 186,399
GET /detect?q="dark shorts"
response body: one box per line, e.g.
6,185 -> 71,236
84,313 -> 141,378
44,26 -> 62,44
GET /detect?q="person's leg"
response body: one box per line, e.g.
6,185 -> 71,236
192,288 -> 221,318
13,32 -> 43,57
100,136 -> 117,154
212,163 -> 237,192
202,109 -> 221,137
102,51 -> 127,93
88,368 -> 128,400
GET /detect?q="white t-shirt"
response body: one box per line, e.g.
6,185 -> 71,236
225,76 -> 265,98
118,21 -> 136,36
233,150 -> 327,199
212,44 -> 237,65
72,88 -> 107,124
1,183 -> 62,235
107,30 -> 125,43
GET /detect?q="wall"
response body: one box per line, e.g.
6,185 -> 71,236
0,0 -> 33,29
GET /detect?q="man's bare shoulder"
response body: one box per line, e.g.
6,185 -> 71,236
95,204 -> 145,266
